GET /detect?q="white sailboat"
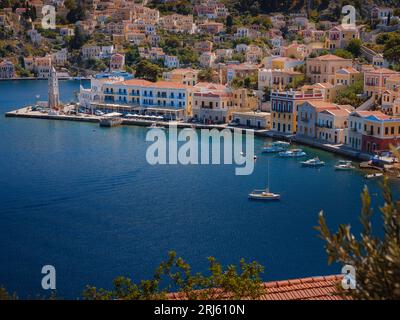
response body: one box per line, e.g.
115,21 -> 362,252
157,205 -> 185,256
248,161 -> 280,200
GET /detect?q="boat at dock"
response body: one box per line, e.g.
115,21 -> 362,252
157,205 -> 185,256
262,141 -> 290,153
249,161 -> 280,201
147,122 -> 166,130
365,173 -> 384,179
334,160 -> 355,171
279,149 -> 306,158
300,157 -> 325,167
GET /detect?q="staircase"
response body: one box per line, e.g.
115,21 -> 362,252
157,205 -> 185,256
357,96 -> 375,111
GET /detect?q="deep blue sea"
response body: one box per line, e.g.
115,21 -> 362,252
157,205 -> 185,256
0,80 -> 397,298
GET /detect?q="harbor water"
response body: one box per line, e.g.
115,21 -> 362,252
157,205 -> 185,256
0,80 -> 398,298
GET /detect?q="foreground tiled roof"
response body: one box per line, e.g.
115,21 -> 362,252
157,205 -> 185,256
260,275 -> 347,300
167,275 -> 349,300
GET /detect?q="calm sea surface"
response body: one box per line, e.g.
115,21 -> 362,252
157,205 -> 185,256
0,80 -> 397,298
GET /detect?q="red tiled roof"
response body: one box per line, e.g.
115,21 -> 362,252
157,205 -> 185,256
367,67 -> 398,75
167,275 -> 349,300
305,100 -> 340,111
312,54 -> 350,61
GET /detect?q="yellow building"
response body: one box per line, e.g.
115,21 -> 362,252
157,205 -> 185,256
270,88 -> 324,134
306,54 -> 353,85
325,25 -> 360,50
334,67 -> 362,86
162,68 -> 200,86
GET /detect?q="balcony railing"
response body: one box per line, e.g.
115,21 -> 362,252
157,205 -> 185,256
316,123 -> 333,128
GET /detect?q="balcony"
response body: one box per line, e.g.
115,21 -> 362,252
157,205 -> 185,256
300,117 -> 310,122
316,123 -> 333,129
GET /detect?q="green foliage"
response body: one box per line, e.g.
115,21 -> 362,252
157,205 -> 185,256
177,47 -> 199,66
125,46 -> 140,66
86,58 -> 107,72
316,177 -> 400,299
231,53 -> 245,63
287,74 -> 305,90
226,15 -> 234,33
83,251 -> 264,300
334,79 -> 364,107
66,0 -> 87,23
67,26 -> 88,50
198,68 -> 214,82
149,0 -> 192,15
346,39 -> 362,57
134,60 -> 162,82
383,32 -> 400,64
333,48 -> 353,59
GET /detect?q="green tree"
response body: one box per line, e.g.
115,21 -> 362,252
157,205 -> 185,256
66,0 -> 86,23
125,46 -> 140,66
68,26 -> 87,50
333,48 -> 353,59
383,32 -> 400,65
198,68 -> 214,82
226,15 -> 234,33
334,79 -> 364,107
134,60 -> 162,82
346,39 -> 362,57
316,177 -> 400,299
83,251 -> 264,300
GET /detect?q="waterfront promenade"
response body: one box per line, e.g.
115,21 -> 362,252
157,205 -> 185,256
5,106 -> 371,161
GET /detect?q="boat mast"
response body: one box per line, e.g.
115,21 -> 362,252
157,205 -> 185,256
267,160 -> 270,192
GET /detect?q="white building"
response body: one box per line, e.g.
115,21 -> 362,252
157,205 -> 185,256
0,60 -> 15,79
164,55 -> 180,69
199,52 -> 216,68
82,79 -> 192,120
51,48 -> 68,66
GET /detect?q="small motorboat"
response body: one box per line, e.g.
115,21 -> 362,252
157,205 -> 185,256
262,141 -> 290,153
301,157 -> 325,167
248,188 -> 280,200
365,173 -> 383,179
279,149 -> 306,158
335,160 -> 355,171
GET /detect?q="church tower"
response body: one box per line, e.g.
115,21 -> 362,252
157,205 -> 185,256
48,66 -> 59,110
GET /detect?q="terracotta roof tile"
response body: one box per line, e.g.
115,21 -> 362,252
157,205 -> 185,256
167,274 -> 349,300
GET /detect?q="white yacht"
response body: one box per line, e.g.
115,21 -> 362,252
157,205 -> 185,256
301,157 -> 325,167
262,141 -> 290,153
249,161 -> 280,201
334,160 -> 355,171
279,149 -> 306,158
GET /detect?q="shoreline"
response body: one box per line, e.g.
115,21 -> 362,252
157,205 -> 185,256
0,77 -> 90,81
2,106 -> 382,164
